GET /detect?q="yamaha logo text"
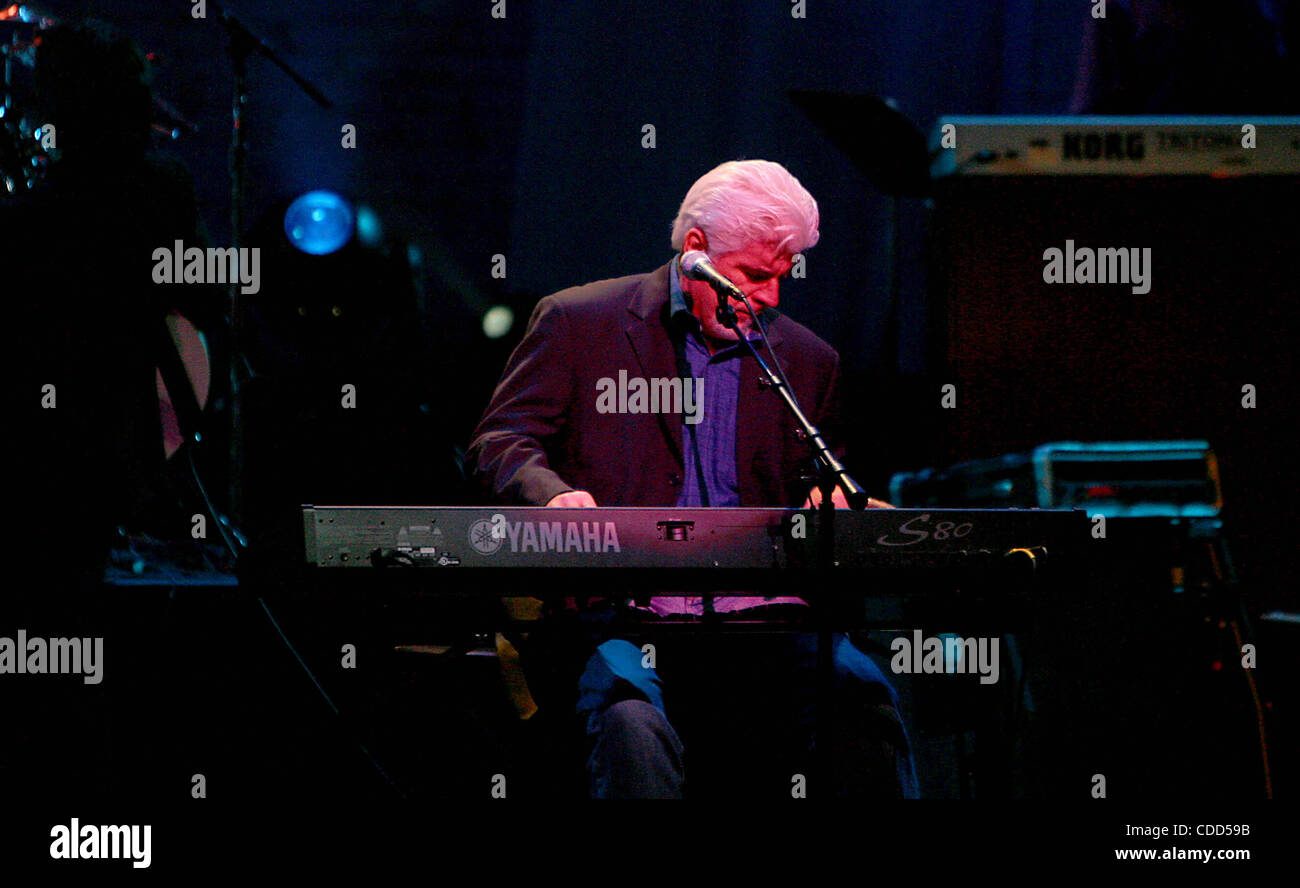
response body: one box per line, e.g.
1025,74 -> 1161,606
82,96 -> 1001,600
470,515 -> 623,556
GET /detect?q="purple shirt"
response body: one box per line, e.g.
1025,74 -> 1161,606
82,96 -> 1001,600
640,259 -> 807,617
673,267 -> 744,510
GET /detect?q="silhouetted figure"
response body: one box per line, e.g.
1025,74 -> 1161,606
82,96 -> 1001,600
1,22 -> 212,801
5,24 -> 212,605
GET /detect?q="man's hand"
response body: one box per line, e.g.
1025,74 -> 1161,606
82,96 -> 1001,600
803,486 -> 895,509
546,489 -> 599,508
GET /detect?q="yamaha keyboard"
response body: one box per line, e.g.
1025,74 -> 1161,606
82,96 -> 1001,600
302,506 -> 1087,572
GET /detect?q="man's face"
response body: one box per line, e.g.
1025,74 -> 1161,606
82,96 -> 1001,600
681,228 -> 794,347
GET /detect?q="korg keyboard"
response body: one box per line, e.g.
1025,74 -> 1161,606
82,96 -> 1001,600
929,116 -> 1300,177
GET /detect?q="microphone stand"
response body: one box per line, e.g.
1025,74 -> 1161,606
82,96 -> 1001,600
712,288 -> 871,796
215,2 -> 333,531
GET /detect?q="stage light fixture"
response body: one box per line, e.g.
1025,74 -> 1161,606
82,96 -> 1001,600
284,189 -> 354,256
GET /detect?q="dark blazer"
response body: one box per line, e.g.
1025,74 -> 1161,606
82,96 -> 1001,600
467,261 -> 843,507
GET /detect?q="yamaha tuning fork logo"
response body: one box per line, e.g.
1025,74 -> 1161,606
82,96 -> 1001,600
469,518 -> 505,555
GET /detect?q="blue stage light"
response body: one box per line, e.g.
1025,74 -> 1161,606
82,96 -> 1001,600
283,190 -> 354,256
355,204 -> 383,246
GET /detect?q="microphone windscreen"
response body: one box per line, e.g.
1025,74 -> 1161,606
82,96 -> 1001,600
679,251 -> 711,279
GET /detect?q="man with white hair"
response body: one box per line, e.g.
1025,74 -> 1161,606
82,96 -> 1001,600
468,159 -> 917,799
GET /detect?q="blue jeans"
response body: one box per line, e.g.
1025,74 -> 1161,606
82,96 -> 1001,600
576,631 -> 920,799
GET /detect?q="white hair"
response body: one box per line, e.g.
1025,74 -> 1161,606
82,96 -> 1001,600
670,159 -> 820,256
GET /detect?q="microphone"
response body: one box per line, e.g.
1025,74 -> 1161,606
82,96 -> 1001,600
680,251 -> 744,301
